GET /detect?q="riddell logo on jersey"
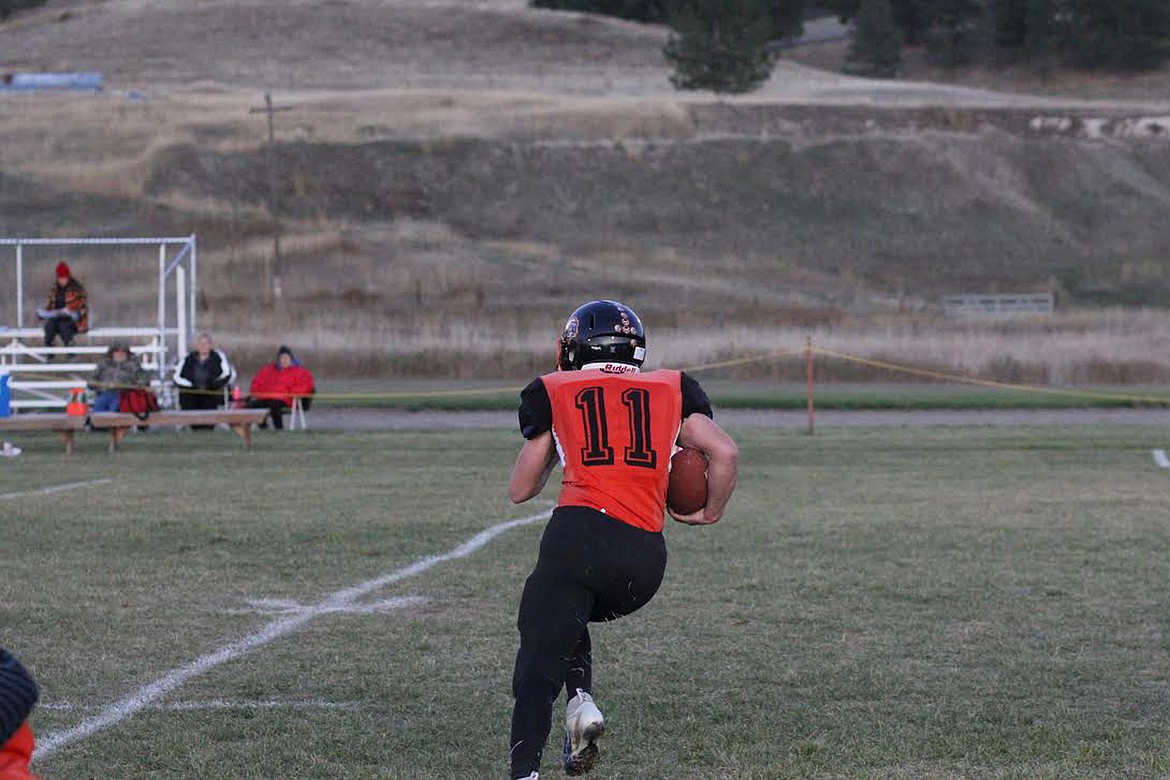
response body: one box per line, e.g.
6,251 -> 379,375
600,363 -> 639,374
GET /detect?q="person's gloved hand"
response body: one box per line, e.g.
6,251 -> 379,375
68,309 -> 81,322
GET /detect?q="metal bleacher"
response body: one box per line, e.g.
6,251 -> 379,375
0,328 -> 174,411
1,235 -> 198,413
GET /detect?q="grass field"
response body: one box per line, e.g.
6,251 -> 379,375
4,423 -> 1170,779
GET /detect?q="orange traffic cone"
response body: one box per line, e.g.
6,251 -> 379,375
65,387 -> 87,416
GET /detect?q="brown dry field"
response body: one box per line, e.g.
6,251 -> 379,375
2,0 -> 1170,382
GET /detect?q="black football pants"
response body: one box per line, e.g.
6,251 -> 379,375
509,505 -> 667,779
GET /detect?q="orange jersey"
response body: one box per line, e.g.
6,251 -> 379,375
0,723 -> 39,780
521,367 -> 711,532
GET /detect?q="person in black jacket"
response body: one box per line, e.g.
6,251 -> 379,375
0,647 -> 40,778
172,333 -> 236,430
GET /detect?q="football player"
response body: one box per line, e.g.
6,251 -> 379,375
0,648 -> 40,780
507,300 -> 739,779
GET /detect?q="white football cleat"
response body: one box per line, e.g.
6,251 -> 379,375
563,688 -> 605,775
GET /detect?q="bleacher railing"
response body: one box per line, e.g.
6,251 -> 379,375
0,329 -> 174,410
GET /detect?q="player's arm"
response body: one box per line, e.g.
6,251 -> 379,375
509,431 -> 558,503
510,378 -> 557,503
670,373 -> 738,525
672,414 -> 738,525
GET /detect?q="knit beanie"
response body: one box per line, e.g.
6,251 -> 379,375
55,262 -> 70,278
277,345 -> 294,360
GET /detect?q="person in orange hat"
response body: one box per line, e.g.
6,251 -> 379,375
0,648 -> 41,780
38,261 -> 89,349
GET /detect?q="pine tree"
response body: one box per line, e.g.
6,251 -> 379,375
0,0 -> 47,19
768,0 -> 806,40
847,0 -> 903,76
1022,0 -> 1062,63
663,0 -> 779,94
1064,0 -> 1170,70
927,0 -> 991,66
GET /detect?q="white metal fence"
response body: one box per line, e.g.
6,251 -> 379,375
0,236 -> 196,411
941,293 -> 1054,319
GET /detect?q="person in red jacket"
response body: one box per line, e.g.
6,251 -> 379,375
246,345 -> 315,430
0,648 -> 41,780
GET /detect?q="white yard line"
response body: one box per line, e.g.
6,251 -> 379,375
36,506 -> 552,758
42,699 -> 362,712
0,479 -> 111,500
236,595 -> 428,615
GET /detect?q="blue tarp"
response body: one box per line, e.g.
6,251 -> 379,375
1,72 -> 103,91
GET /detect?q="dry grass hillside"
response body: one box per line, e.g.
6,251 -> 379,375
2,0 -> 1170,381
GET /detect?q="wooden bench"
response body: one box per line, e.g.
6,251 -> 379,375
89,409 -> 269,452
0,413 -> 87,454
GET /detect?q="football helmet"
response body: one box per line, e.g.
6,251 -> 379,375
557,300 -> 647,371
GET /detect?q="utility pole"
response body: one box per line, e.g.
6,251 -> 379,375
250,92 -> 293,302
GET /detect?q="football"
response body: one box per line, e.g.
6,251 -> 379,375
667,447 -> 708,516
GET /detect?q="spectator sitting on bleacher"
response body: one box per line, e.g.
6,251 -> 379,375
38,262 -> 88,352
89,342 -> 150,413
246,345 -> 315,430
173,333 -> 236,430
